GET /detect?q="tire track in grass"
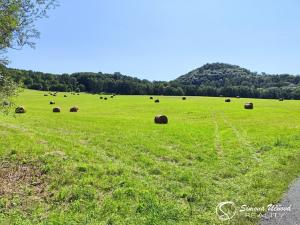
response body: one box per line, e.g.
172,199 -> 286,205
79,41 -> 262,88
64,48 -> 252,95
210,112 -> 223,157
219,112 -> 260,161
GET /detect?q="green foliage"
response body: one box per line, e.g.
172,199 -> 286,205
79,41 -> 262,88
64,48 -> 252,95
0,65 -> 19,114
0,0 -> 57,110
9,63 -> 300,99
0,0 -> 57,52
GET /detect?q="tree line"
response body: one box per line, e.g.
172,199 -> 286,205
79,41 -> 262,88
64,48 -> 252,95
8,63 -> 300,99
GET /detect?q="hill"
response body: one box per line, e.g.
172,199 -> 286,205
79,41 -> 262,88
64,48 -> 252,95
7,63 -> 300,99
172,63 -> 300,98
175,63 -> 254,86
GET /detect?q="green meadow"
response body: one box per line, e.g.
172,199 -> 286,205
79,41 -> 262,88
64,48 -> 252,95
1,89 -> 300,225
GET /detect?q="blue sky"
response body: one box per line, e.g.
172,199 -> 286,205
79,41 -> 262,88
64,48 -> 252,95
7,0 -> 300,81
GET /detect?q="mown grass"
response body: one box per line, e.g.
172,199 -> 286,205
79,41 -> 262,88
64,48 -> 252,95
1,89 -> 300,225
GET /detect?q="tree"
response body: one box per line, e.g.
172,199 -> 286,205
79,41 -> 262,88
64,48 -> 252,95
0,64 -> 18,113
0,0 -> 57,111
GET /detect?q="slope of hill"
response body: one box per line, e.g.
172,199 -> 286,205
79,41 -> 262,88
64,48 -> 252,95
175,63 -> 254,86
174,63 -> 300,88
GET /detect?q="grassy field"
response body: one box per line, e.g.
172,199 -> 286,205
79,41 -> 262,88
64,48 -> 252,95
1,89 -> 300,225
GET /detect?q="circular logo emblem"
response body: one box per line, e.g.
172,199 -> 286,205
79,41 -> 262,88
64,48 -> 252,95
216,201 -> 237,221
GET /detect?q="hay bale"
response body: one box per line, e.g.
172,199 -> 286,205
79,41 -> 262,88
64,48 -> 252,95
110,95 -> 114,98
77,93 -> 80,95
182,97 -> 186,100
154,115 -> 168,124
279,98 -> 284,101
15,106 -> 26,114
64,95 -> 67,97
225,99 -> 231,102
70,106 -> 79,112
154,99 -> 160,103
100,96 -> 103,99
244,103 -> 253,109
150,96 -> 153,100
44,94 -> 48,96
53,107 -> 61,113
104,97 -> 108,100
50,101 -> 55,105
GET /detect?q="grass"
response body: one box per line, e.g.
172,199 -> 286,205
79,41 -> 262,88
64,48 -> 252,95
1,89 -> 300,224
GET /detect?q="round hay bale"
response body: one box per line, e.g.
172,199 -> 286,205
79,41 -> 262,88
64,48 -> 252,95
53,107 -> 61,113
104,97 -> 108,100
154,115 -> 168,124
225,99 -> 231,102
154,99 -> 160,103
279,98 -> 284,101
110,96 -> 114,98
50,101 -> 55,105
70,106 -> 79,112
150,96 -> 153,100
100,96 -> 103,99
64,95 -> 67,97
244,103 -> 254,109
182,97 -> 186,100
15,106 -> 26,114
77,93 -> 80,95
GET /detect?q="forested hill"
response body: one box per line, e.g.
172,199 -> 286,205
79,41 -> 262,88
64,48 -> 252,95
8,63 -> 300,99
175,63 -> 254,85
175,63 -> 300,88
172,63 -> 300,98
